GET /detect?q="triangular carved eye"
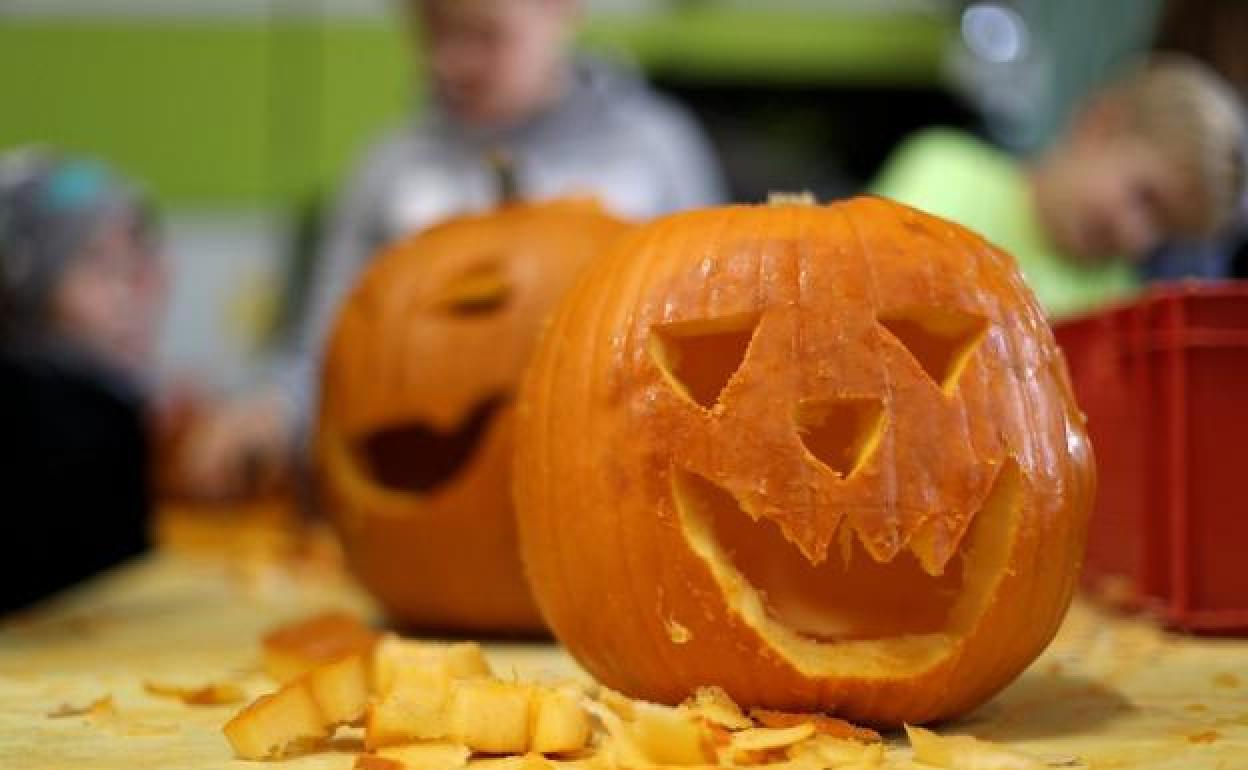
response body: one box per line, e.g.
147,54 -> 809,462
795,397 -> 886,478
649,312 -> 760,410
878,309 -> 988,394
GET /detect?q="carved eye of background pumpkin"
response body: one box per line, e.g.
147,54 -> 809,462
436,261 -> 512,317
515,196 -> 1095,727
317,198 -> 632,634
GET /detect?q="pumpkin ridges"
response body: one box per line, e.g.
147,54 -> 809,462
642,213 -> 734,699
601,216 -> 681,697
912,222 -> 1023,719
938,226 -> 1072,715
647,210 -> 762,698
523,216 -> 664,690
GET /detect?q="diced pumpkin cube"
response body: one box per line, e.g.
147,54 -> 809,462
223,681 -> 328,759
305,653 -> 370,726
262,610 -> 378,684
443,642 -> 492,679
373,637 -> 492,696
530,687 -> 591,755
367,673 -> 454,749
629,704 -> 712,766
449,679 -> 534,754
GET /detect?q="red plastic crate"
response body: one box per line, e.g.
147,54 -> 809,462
1053,282 -> 1248,633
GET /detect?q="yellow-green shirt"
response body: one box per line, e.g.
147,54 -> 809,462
872,128 -> 1138,319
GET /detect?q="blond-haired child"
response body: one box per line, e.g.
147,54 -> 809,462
874,54 -> 1245,319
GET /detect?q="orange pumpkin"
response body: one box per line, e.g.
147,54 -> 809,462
317,198 -> 631,634
514,196 -> 1095,724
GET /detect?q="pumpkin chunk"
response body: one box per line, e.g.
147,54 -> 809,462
223,681 -> 328,759
305,653 -> 370,727
531,686 -> 594,755
262,610 -> 379,684
373,637 -> 492,696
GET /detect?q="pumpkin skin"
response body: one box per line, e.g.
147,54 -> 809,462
514,196 -> 1095,724
317,199 -> 631,634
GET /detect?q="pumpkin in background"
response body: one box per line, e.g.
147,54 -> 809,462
514,195 -> 1095,725
317,198 -> 630,634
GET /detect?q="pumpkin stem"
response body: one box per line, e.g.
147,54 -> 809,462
489,149 -> 521,204
767,191 -> 817,206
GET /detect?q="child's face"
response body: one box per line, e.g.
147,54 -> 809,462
1049,133 -> 1194,264
50,215 -> 165,374
417,0 -> 574,128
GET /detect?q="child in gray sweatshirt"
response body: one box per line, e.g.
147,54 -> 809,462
176,0 -> 725,500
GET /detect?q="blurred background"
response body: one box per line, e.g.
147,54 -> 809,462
4,0 -> 1242,391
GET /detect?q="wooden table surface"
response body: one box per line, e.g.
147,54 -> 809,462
1,549 -> 1245,770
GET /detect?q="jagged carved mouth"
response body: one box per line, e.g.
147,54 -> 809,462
672,460 -> 1022,676
354,395 -> 509,495
675,469 -> 967,643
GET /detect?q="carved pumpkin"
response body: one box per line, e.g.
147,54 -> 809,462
317,198 -> 630,633
514,196 -> 1095,724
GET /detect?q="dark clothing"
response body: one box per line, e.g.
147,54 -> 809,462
0,343 -> 149,613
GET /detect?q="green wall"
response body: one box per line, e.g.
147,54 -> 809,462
0,19 -> 413,206
0,10 -> 949,206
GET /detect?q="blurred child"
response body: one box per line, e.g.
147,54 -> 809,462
177,0 -> 725,500
0,149 -> 165,611
874,54 -> 1245,319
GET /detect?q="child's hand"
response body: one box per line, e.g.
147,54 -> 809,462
170,387 -> 294,502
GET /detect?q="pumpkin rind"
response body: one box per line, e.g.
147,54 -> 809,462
514,197 -> 1094,724
318,199 -> 631,633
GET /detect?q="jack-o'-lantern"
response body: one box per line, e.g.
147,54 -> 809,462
317,197 -> 631,633
514,195 -> 1095,724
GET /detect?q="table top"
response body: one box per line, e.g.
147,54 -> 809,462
1,549 -> 1245,770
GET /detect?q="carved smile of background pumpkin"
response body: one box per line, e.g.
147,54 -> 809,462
515,196 -> 1095,726
356,394 -> 509,496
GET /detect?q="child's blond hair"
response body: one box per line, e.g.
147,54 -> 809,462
1099,54 -> 1245,235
